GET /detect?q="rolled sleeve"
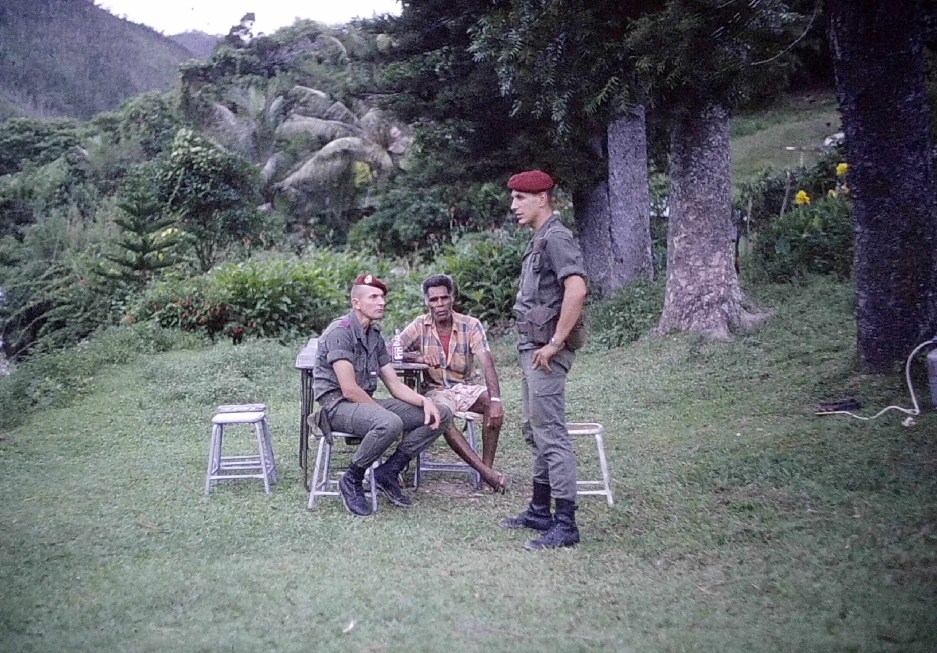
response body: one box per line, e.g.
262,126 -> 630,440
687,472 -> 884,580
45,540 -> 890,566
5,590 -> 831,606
545,231 -> 587,284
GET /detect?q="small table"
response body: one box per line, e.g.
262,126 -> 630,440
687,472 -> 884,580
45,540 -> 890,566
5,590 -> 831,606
392,361 -> 428,393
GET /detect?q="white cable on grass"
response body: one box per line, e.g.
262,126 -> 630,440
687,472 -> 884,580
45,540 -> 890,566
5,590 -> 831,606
816,338 -> 937,421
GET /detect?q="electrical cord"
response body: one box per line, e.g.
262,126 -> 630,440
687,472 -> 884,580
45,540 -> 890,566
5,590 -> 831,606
816,337 -> 937,422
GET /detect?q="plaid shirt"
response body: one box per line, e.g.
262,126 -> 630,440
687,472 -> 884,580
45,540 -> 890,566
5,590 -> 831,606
399,311 -> 489,389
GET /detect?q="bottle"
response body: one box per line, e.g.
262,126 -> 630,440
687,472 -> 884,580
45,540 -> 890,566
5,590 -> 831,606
392,328 -> 403,363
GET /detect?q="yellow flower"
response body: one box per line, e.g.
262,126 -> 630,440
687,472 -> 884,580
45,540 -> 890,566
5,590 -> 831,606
794,190 -> 811,205
836,162 -> 848,176
827,189 -> 838,198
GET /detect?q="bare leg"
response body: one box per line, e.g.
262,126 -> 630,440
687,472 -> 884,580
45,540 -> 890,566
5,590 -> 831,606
443,425 -> 505,491
468,395 -> 502,469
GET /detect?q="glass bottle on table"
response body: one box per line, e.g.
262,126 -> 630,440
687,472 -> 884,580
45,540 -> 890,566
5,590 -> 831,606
392,328 -> 403,363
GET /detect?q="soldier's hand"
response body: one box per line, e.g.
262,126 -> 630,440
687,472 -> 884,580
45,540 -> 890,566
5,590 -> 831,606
422,397 -> 442,428
532,342 -> 561,371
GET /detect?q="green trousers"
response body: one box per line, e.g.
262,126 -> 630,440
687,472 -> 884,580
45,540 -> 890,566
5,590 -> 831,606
519,348 -> 578,502
326,398 -> 451,468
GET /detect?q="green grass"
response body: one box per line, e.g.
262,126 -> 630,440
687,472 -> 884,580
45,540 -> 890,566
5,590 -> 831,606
732,92 -> 842,180
2,278 -> 936,652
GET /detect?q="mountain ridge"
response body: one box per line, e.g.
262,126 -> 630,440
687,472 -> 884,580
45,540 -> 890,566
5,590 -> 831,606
0,0 -> 203,121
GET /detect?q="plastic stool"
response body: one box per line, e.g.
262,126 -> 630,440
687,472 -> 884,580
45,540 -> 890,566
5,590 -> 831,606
307,430 -> 380,512
205,405 -> 278,495
414,411 -> 482,489
568,422 -> 613,506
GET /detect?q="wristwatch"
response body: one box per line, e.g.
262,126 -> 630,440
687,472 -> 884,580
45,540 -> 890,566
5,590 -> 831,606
549,336 -> 564,348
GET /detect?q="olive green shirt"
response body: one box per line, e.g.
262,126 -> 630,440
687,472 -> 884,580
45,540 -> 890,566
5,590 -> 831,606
313,311 -> 391,403
513,214 -> 587,351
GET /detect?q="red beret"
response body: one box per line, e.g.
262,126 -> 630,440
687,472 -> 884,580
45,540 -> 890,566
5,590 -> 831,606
352,273 -> 388,294
507,170 -> 554,193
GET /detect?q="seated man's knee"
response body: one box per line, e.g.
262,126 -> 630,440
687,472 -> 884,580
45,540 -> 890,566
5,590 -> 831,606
437,404 -> 453,429
373,410 -> 404,440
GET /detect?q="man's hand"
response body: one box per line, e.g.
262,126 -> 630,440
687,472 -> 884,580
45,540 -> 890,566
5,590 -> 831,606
422,397 -> 442,429
422,351 -> 443,368
532,341 -> 562,371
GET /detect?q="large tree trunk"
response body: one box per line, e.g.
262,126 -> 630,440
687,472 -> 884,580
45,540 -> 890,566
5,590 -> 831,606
573,108 -> 652,299
829,0 -> 937,373
656,103 -> 762,339
573,179 -> 613,297
607,106 -> 653,287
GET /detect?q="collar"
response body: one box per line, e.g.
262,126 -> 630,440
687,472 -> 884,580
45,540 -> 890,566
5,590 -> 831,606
420,311 -> 465,333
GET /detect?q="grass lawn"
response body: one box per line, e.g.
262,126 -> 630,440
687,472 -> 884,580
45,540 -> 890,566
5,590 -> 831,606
732,91 -> 841,180
1,278 -> 935,652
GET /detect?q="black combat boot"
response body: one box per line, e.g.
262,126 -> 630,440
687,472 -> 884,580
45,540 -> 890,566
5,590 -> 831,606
524,498 -> 580,550
338,463 -> 373,516
499,481 -> 553,531
373,449 -> 413,508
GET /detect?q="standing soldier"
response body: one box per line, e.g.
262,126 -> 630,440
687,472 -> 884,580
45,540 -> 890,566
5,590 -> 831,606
499,170 -> 588,550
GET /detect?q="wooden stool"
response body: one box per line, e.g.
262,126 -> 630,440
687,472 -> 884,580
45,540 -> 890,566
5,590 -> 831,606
568,422 -> 614,506
205,404 -> 278,495
413,411 -> 482,489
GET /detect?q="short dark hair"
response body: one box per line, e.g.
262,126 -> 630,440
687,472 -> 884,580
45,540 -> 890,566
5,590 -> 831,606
421,273 -> 455,300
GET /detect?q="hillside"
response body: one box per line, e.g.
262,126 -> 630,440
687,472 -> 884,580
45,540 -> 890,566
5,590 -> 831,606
0,0 -> 195,120
170,31 -> 222,60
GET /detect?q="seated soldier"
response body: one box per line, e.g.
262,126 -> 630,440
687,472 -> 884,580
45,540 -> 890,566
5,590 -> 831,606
398,274 -> 508,492
313,273 -> 452,516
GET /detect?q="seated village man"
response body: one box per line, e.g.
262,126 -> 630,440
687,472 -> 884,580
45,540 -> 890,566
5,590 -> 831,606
398,274 -> 508,492
313,273 -> 452,517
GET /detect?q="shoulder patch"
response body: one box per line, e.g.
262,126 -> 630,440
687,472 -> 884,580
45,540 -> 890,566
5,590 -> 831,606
340,319 -> 352,328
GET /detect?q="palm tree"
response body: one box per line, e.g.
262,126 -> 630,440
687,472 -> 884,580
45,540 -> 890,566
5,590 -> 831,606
208,82 -> 411,238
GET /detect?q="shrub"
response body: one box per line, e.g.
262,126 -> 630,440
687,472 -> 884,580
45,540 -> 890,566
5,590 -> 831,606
746,195 -> 852,283
735,150 -> 844,233
129,248 -> 383,342
588,279 -> 665,348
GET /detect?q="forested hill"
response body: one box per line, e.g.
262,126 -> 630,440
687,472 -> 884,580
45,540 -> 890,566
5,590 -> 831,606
169,32 -> 222,60
0,0 -> 196,120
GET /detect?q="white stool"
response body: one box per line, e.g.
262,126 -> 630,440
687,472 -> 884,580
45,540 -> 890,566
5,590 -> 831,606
414,411 -> 482,489
307,424 -> 380,512
568,422 -> 614,506
205,404 -> 278,495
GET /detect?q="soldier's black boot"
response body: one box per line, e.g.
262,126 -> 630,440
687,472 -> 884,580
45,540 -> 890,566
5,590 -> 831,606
499,481 -> 553,531
373,449 -> 413,508
524,498 -> 580,550
338,463 -> 373,516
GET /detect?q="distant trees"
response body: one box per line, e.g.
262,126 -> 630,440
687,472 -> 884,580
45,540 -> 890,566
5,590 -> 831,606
104,165 -> 183,288
829,0 -> 937,372
0,0 -> 189,120
159,128 -> 262,271
471,1 -> 656,298
472,0 -> 801,335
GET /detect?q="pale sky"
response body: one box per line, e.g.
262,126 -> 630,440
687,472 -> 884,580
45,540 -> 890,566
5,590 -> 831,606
97,0 -> 401,36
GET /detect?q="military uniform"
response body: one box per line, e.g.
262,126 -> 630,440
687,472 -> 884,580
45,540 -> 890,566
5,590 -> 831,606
514,214 -> 586,503
314,311 -> 450,469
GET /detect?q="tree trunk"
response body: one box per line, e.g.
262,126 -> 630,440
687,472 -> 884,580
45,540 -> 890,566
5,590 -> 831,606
573,179 -> 613,297
829,0 -> 937,373
573,108 -> 652,299
656,103 -> 761,339
607,106 -> 653,287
